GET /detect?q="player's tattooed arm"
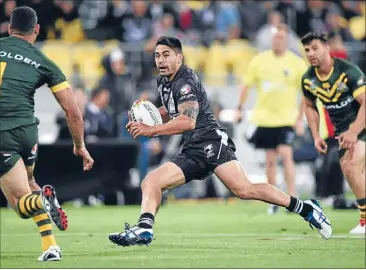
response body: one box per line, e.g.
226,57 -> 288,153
150,100 -> 199,136
178,100 -> 199,119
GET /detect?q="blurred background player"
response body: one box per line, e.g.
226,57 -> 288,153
0,6 -> 94,261
301,32 -> 365,234
109,36 -> 332,247
236,24 -> 308,215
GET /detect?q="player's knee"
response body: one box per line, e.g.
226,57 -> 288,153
266,160 -> 276,168
235,184 -> 256,200
141,173 -> 160,193
341,161 -> 359,179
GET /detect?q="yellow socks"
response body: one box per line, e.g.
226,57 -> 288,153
33,210 -> 57,251
17,193 -> 43,218
17,192 -> 57,251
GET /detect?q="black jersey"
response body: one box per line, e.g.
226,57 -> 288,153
157,65 -> 222,144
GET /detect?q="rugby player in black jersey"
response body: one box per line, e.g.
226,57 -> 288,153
109,36 -> 332,246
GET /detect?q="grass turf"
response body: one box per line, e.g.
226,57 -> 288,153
1,200 -> 365,268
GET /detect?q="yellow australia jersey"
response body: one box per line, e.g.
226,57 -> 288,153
242,50 -> 308,127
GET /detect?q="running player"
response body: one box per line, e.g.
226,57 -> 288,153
109,36 -> 332,247
301,32 -> 365,234
0,6 -> 94,261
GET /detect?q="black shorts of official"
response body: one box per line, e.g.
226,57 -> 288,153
171,129 -> 237,183
251,126 -> 295,150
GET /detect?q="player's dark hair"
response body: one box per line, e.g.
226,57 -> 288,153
10,6 -> 38,35
301,32 -> 328,45
156,36 -> 183,54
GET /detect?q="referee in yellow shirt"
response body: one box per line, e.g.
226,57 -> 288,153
237,24 -> 307,214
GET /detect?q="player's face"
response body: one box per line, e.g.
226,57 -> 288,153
155,45 -> 182,77
304,39 -> 329,67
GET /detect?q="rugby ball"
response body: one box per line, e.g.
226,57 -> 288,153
130,99 -> 163,126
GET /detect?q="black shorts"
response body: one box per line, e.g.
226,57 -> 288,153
0,123 -> 38,177
171,129 -> 237,183
251,126 -> 295,150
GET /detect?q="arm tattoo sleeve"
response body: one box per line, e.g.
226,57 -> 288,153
178,100 -> 199,119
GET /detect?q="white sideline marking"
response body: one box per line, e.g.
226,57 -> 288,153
1,232 -> 365,239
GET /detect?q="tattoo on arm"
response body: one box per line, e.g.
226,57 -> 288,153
178,101 -> 199,119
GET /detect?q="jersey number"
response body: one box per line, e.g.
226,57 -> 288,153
0,62 -> 7,89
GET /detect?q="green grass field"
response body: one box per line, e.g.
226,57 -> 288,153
0,199 -> 365,268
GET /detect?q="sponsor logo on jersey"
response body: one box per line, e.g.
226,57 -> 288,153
324,96 -> 354,110
168,92 -> 176,114
308,80 -> 317,95
0,51 -> 41,68
336,82 -> 348,93
322,82 -> 331,90
180,84 -> 191,95
203,144 -> 215,159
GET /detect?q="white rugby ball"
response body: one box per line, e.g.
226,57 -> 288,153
130,99 -> 163,126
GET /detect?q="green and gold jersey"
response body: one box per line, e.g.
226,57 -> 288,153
302,58 -> 366,135
0,36 -> 70,131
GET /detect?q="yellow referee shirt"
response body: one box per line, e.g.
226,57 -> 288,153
243,50 -> 307,127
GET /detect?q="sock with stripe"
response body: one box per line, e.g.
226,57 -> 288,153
33,209 -> 57,251
137,213 -> 154,229
356,197 -> 366,226
32,191 -> 57,251
286,196 -> 313,218
17,193 -> 43,219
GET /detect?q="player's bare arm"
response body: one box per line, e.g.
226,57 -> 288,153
128,100 -> 199,138
303,96 -> 328,154
303,97 -> 320,138
158,106 -> 171,123
53,87 -> 85,147
349,90 -> 365,135
53,87 -> 94,170
151,100 -> 198,136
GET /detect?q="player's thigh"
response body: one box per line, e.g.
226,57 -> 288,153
277,145 -> 294,163
214,160 -> 253,198
0,158 -> 31,208
142,161 -> 186,192
340,140 -> 365,170
265,150 -> 277,166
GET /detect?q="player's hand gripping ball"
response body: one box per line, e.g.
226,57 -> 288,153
127,99 -> 162,138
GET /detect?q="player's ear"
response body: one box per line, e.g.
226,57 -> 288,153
177,53 -> 183,64
325,43 -> 330,52
34,24 -> 40,36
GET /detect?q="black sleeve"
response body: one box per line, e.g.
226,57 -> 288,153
173,78 -> 199,106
